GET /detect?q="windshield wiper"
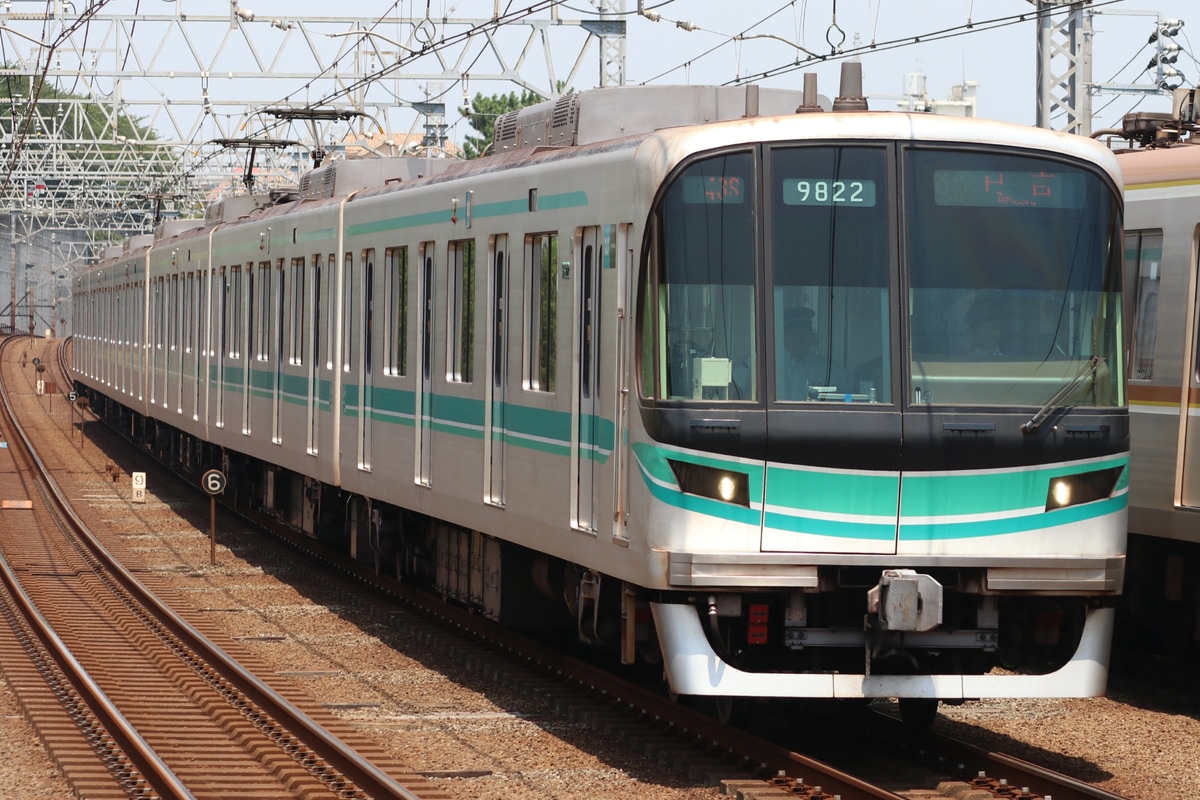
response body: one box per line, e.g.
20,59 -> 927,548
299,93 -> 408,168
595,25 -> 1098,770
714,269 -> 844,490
1021,355 -> 1104,435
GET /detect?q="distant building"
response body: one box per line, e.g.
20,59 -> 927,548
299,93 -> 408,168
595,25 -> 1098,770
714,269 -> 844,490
884,71 -> 979,117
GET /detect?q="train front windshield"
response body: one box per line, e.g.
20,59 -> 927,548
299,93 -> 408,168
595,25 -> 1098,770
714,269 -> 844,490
646,143 -> 1124,410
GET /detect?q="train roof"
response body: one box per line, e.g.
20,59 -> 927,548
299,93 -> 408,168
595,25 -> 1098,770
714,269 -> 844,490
1117,142 -> 1200,190
636,107 -> 1125,188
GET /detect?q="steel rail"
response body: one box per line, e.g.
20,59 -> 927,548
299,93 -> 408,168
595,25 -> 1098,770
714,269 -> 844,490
11,335 -> 425,800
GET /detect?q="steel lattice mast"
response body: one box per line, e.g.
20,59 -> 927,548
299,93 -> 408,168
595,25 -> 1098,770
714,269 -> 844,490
0,0 -> 627,336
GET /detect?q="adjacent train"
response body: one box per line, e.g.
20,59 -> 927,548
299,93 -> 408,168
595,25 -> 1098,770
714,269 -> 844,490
69,66 -> 1129,723
1114,99 -> 1200,663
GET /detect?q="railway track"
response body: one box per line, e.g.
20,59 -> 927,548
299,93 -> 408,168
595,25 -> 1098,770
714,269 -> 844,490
0,334 -> 446,800
0,334 -> 1138,800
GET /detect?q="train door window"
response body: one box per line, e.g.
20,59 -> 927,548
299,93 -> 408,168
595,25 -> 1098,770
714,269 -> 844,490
169,275 -> 179,352
247,266 -> 257,360
363,248 -> 375,378
290,257 -> 305,365
325,253 -> 336,370
229,265 -> 243,359
651,151 -> 756,401
420,242 -> 434,382
1126,230 -> 1162,381
257,261 -> 274,361
343,252 -> 354,372
448,239 -> 476,382
312,256 -> 323,368
183,273 -> 193,353
385,246 -> 409,376
524,233 -> 558,392
276,260 -> 286,363
217,267 -> 228,427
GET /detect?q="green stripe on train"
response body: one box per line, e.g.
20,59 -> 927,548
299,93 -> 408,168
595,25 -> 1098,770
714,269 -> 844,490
634,442 -> 1129,539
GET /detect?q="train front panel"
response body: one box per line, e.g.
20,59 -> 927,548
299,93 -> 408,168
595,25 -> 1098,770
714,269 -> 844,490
630,113 -> 1128,700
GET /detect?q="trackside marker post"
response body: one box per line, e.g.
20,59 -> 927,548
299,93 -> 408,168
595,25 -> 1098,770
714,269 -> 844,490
201,469 -> 227,565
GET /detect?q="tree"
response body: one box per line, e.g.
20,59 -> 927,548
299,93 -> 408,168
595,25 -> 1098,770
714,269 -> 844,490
458,88 -> 546,159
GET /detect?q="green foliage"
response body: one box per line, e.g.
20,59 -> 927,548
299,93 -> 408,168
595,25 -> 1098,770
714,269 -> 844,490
458,88 -> 546,159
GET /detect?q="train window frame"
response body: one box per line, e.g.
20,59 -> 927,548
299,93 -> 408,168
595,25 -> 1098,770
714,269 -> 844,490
524,232 -> 558,393
385,246 -> 409,377
447,238 -> 476,383
1125,229 -> 1162,382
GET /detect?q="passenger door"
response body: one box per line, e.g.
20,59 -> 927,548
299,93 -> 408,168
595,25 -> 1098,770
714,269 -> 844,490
573,227 -> 602,532
415,243 -> 435,486
485,235 -> 509,506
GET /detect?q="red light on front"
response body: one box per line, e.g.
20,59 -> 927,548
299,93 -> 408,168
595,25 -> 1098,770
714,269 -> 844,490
748,604 -> 769,644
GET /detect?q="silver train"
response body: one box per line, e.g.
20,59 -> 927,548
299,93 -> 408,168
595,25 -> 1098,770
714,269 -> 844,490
70,68 -> 1129,721
1116,102 -> 1200,661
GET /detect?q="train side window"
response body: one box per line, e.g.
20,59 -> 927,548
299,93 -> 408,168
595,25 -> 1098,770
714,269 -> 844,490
386,247 -> 409,376
229,265 -> 244,359
1126,230 -> 1162,381
448,239 -> 476,383
525,233 -> 558,392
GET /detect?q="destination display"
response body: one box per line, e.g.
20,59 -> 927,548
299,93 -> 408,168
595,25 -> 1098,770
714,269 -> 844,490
933,169 -> 1087,208
682,174 -> 747,204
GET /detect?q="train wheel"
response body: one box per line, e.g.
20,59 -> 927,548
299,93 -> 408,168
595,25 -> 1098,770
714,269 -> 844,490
713,695 -> 746,727
898,697 -> 939,727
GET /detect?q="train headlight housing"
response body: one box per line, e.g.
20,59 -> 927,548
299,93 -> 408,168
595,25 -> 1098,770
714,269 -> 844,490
1045,466 -> 1124,511
667,459 -> 750,507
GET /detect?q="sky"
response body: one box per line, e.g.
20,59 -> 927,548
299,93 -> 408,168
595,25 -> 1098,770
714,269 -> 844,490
5,0 -> 1195,147
612,0 -> 1198,131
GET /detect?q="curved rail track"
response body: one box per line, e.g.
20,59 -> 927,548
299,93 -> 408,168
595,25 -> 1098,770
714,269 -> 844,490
0,334 -> 439,800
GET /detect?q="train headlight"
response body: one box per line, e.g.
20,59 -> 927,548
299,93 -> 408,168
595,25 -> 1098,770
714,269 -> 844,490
1044,466 -> 1124,511
667,459 -> 750,507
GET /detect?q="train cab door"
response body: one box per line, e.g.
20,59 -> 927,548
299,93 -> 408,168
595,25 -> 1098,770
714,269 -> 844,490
484,235 -> 509,506
1177,243 -> 1200,507
610,224 -> 634,541
573,227 -> 603,532
415,242 -> 435,487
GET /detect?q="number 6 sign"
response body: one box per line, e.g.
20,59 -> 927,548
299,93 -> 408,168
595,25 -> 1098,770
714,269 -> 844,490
202,469 -> 227,495
201,469 -> 226,565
